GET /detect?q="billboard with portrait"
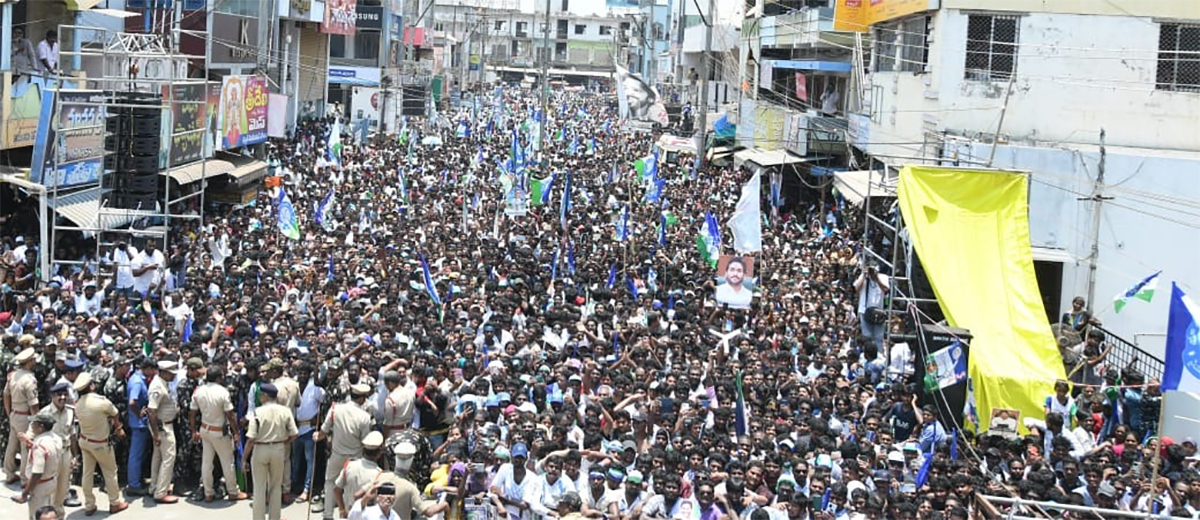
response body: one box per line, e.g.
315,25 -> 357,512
217,75 -> 269,150
714,255 -> 757,309
162,82 -> 209,167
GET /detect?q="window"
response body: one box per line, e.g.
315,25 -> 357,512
873,26 -> 896,72
434,22 -> 444,32
898,16 -> 929,72
599,25 -> 612,36
494,20 -> 506,31
1157,23 -> 1200,92
516,21 -> 528,37
964,14 -> 1019,81
329,34 -> 347,59
575,24 -> 586,35
355,32 -> 380,61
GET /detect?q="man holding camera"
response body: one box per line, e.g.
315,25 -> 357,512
854,262 -> 891,349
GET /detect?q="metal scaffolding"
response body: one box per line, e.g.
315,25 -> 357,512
36,16 -> 211,287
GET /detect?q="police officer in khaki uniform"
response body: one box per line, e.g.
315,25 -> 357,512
244,383 -> 298,520
146,359 -> 180,504
25,382 -> 75,518
17,411 -> 60,520
333,431 -> 384,518
264,358 -> 299,500
73,373 -> 130,516
316,383 -> 373,520
189,365 -> 249,502
5,348 -> 40,484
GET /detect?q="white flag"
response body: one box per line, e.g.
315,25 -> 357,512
729,170 -> 763,252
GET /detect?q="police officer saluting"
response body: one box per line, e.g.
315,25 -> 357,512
72,372 -> 130,516
245,382 -> 298,520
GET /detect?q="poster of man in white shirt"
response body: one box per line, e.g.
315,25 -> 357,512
713,255 -> 757,310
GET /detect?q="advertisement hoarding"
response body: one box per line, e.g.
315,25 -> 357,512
31,90 -> 107,188
322,0 -> 358,35
166,82 -> 209,167
217,75 -> 269,150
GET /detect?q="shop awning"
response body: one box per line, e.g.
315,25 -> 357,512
227,160 -> 269,183
706,145 -> 742,161
163,159 -> 235,185
47,187 -> 160,231
832,169 -> 894,207
733,148 -> 808,168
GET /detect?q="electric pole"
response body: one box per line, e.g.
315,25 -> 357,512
538,0 -> 550,162
695,0 -> 714,170
1084,129 -> 1112,313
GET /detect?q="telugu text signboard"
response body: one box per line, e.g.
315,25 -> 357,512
31,89 -> 106,188
217,75 -> 269,150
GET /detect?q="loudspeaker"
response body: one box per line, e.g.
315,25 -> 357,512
103,91 -> 164,209
401,84 -> 426,116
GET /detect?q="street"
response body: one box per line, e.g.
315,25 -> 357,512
0,482 -> 316,519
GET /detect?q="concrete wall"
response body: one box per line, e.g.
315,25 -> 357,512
866,9 -> 1200,160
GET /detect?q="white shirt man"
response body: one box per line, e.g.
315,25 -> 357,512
111,244 -> 139,291
132,246 -> 165,295
36,32 -> 58,74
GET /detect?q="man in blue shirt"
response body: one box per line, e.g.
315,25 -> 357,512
126,358 -> 158,495
917,405 -> 947,454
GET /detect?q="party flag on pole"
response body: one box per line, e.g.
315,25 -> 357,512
1113,271 -> 1161,313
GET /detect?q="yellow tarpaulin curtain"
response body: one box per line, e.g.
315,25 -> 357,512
897,166 -> 1065,432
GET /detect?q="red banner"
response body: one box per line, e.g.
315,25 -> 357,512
795,73 -> 808,102
322,0 -> 357,35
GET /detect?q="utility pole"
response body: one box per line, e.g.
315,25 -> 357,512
648,1 -> 656,85
538,0 -> 550,162
1084,129 -> 1111,313
694,0 -> 714,170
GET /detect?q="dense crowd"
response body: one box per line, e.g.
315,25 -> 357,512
0,87 -> 1198,520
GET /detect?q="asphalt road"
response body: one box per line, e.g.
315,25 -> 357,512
0,481 -> 323,520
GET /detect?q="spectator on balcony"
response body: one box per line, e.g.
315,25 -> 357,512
1061,296 -> 1100,333
37,30 -> 59,76
10,28 -> 37,77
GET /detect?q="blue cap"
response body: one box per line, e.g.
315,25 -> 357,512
260,383 -> 279,397
497,392 -> 512,403
64,358 -> 86,371
50,381 -> 71,394
511,442 -> 529,459
607,467 -> 626,481
486,395 -> 500,407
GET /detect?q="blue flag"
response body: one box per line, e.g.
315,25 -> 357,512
915,451 -> 934,488
1163,283 -> 1200,393
327,254 -> 335,281
560,169 -> 572,230
181,314 -> 194,343
626,276 -> 639,301
315,190 -> 334,230
276,189 -> 301,240
647,266 -> 657,293
657,213 -> 667,247
613,331 -> 621,357
568,136 -> 579,155
615,204 -> 630,241
607,263 -> 617,289
550,247 -> 559,281
950,429 -> 959,460
419,253 -> 442,306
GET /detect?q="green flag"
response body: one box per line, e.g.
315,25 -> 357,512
633,158 -> 647,181
531,176 -> 553,206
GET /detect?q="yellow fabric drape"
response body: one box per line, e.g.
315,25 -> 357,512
897,166 -> 1065,432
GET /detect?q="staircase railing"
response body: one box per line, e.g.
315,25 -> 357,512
1091,324 -> 1164,383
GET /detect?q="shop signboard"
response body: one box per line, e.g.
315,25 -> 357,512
31,89 -> 107,188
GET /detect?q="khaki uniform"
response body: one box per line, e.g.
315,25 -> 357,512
273,376 -> 300,493
191,382 -> 242,498
5,368 -> 39,480
334,458 -> 383,516
25,431 -> 61,520
147,376 -> 179,499
28,403 -> 75,517
247,402 -> 298,520
382,386 -> 416,436
321,401 -> 372,519
76,393 -> 123,510
369,472 -> 435,520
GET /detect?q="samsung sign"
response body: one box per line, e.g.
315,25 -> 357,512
356,5 -> 383,29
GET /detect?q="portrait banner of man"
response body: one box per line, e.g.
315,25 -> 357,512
713,255 -> 757,309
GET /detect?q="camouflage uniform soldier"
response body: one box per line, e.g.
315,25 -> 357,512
103,357 -> 132,485
173,358 -> 205,496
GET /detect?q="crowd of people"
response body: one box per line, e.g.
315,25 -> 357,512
0,86 -> 1198,520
